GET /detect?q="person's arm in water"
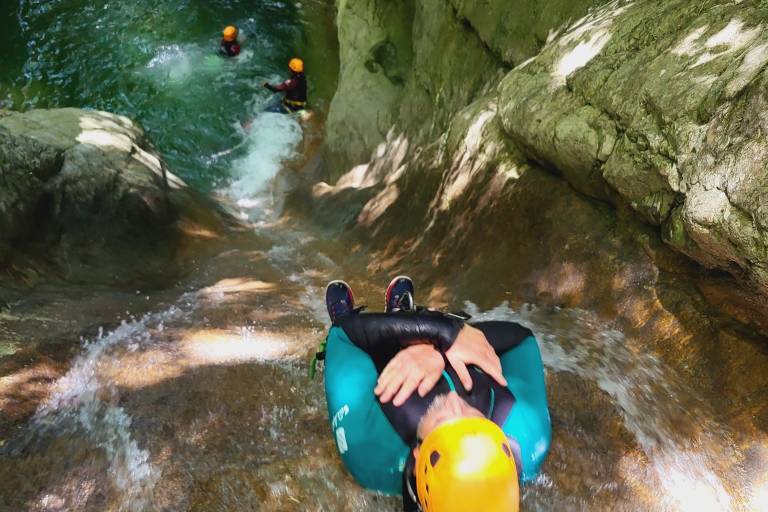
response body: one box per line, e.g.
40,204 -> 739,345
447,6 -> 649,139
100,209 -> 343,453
264,78 -> 298,93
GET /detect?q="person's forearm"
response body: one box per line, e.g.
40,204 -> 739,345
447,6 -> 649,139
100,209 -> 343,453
272,80 -> 294,92
338,312 -> 463,370
470,321 -> 534,354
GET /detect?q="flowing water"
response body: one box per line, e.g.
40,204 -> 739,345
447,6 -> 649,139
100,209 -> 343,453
2,1 -> 768,511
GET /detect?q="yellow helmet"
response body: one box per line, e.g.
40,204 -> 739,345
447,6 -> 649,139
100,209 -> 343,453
223,26 -> 238,42
289,57 -> 304,73
416,418 -> 519,512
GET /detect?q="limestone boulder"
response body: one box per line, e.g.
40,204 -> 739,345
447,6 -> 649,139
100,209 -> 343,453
498,0 -> 768,294
0,108 -> 228,285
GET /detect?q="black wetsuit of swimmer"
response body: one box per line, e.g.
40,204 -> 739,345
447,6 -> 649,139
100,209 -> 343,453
335,311 -> 533,511
219,39 -> 241,57
264,71 -> 308,111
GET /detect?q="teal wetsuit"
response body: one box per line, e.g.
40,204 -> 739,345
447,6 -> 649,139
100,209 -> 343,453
323,314 -> 551,502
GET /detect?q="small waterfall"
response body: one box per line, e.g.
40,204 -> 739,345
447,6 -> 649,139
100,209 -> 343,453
221,109 -> 303,223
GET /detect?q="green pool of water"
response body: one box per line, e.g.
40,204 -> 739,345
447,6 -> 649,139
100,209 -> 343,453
0,0 -> 337,191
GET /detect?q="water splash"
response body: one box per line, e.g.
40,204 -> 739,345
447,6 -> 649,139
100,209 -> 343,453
465,302 -> 735,511
294,278 -> 333,329
14,299 -> 196,511
222,111 -> 303,222
142,44 -> 230,90
145,44 -> 193,80
264,235 -> 338,329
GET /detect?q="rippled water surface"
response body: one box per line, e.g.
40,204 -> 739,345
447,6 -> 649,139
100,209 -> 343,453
0,0 -> 336,190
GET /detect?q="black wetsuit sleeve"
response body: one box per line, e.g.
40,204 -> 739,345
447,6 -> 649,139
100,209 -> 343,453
471,321 -> 534,355
273,79 -> 296,92
338,312 -> 464,372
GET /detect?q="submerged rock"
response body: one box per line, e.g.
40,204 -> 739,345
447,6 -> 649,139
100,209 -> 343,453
0,108 -> 231,286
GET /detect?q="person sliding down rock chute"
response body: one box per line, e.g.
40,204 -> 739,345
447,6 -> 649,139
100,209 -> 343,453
318,277 -> 552,512
263,58 -> 308,112
219,25 -> 241,57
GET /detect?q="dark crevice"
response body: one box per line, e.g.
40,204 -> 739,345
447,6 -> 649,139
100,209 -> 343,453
444,1 -> 515,71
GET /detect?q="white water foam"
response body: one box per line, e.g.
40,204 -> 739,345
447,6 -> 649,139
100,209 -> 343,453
465,302 -> 735,511
222,112 -> 302,222
291,274 -> 333,330
143,44 -> 226,85
267,242 -> 335,328
27,298 -> 196,511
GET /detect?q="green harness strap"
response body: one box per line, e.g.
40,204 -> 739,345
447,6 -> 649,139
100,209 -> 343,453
309,335 -> 328,380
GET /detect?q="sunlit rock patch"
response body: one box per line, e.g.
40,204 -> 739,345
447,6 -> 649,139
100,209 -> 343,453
202,278 -> 277,297
432,106 -> 500,213
673,19 -> 762,68
313,131 -> 410,197
182,328 -> 302,364
550,0 -> 633,89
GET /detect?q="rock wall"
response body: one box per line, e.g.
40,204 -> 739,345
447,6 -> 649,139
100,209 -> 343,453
448,0 -> 606,64
499,0 -> 768,294
322,0 -> 768,298
325,0 -> 606,172
0,108 -> 230,285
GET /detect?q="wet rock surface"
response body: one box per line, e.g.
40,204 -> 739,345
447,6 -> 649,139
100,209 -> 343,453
0,108 -> 232,287
0,217 -> 404,512
326,0 -> 768,298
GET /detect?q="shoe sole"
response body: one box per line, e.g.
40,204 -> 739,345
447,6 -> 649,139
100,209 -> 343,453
384,275 -> 413,312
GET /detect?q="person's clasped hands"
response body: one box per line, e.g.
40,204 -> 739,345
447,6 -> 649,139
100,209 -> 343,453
374,324 -> 508,407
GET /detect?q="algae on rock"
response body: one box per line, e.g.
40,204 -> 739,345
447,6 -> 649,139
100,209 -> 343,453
498,0 -> 768,294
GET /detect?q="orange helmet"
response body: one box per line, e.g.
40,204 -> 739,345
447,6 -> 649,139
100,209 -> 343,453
416,418 -> 519,512
223,26 -> 238,42
289,57 -> 304,73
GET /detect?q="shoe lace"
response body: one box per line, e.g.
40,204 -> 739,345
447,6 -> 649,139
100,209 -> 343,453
329,299 -> 350,319
397,292 -> 414,311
